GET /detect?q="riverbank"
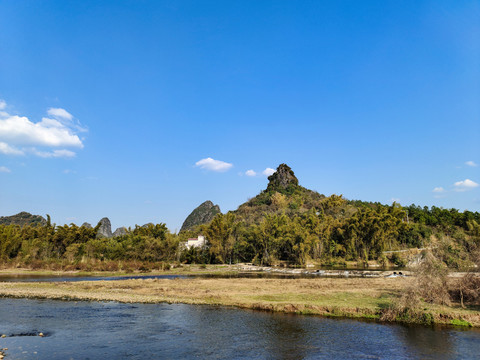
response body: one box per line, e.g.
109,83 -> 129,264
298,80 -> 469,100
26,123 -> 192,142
0,276 -> 478,328
0,264 -> 237,278
0,264 -> 402,279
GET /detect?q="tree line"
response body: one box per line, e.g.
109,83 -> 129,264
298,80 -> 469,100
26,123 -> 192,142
2,195 -> 478,270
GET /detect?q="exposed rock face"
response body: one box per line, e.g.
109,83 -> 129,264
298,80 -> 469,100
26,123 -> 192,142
266,164 -> 299,193
81,222 -> 93,229
113,227 -> 127,237
180,200 -> 221,232
96,217 -> 113,238
0,212 -> 46,227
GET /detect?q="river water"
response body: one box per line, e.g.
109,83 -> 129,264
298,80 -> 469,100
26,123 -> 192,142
0,270 -> 396,283
1,298 -> 479,359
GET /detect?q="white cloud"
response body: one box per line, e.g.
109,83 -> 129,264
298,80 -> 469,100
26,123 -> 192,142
466,161 -> 478,167
0,115 -> 83,147
195,157 -> 233,172
0,100 -> 6,110
453,179 -> 479,192
0,166 -> 11,173
47,107 -> 73,120
0,101 -> 85,158
0,142 -> 25,155
245,170 -> 256,177
63,169 -> 76,174
40,117 -> 65,128
33,149 -> 76,158
262,167 -> 275,176
46,107 -> 87,133
432,187 -> 445,193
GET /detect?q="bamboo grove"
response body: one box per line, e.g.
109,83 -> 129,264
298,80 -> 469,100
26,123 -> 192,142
1,194 -> 479,270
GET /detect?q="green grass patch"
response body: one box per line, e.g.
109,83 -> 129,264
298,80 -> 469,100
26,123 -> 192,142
450,319 -> 473,327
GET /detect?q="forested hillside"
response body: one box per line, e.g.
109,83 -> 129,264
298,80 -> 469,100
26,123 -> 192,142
185,164 -> 480,267
1,164 -> 479,270
0,212 -> 46,227
180,201 -> 221,232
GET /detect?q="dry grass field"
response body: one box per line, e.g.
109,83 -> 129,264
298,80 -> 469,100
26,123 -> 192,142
0,276 -> 479,327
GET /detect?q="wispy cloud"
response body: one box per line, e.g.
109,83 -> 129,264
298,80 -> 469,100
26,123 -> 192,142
466,160 -> 478,167
47,107 -> 73,120
0,100 -> 6,110
0,101 -> 86,158
453,179 -> 479,192
195,157 -> 233,172
391,198 -> 401,203
47,107 -> 87,132
262,167 -> 275,176
0,142 -> 24,155
33,149 -> 76,158
245,170 -> 256,177
0,166 -> 11,173
432,187 -> 447,199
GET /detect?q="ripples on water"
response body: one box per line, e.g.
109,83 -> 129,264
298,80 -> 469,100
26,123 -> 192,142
1,299 -> 479,359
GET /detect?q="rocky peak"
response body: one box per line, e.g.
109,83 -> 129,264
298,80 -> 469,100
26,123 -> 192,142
266,164 -> 299,192
96,217 -> 113,238
113,227 -> 127,237
180,200 -> 221,232
81,222 -> 92,229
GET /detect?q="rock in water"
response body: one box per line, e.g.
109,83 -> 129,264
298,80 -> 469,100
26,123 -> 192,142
113,227 -> 127,237
96,217 -> 113,238
180,200 -> 221,232
266,164 -> 299,193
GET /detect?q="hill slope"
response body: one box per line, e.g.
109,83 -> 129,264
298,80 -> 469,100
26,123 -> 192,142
0,212 -> 47,227
196,164 -> 480,267
180,201 -> 221,232
234,163 -> 356,224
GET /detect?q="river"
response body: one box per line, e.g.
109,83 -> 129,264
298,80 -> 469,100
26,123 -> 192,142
1,298 -> 479,359
0,269 -> 400,283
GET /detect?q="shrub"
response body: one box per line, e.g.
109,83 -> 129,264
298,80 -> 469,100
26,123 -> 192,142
415,251 -> 451,305
389,252 -> 407,267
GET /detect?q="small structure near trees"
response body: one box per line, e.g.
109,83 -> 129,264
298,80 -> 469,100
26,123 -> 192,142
184,235 -> 206,250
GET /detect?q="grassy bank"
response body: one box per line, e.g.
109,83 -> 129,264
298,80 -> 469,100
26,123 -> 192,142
0,277 -> 478,328
0,264 -> 242,278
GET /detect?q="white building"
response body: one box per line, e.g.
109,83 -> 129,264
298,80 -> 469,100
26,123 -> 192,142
184,235 -> 206,249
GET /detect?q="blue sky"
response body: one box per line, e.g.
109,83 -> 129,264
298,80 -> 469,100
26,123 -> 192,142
0,1 -> 479,232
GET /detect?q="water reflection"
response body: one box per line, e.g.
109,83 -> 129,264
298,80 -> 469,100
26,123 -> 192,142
260,313 -> 309,360
402,325 -> 454,358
